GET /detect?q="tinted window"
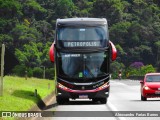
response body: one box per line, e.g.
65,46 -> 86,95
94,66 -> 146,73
57,51 -> 109,79
146,75 -> 160,82
57,26 -> 108,48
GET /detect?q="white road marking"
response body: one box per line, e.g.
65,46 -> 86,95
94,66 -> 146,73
108,101 -> 127,120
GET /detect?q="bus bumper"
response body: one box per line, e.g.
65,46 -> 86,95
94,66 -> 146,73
56,86 -> 110,99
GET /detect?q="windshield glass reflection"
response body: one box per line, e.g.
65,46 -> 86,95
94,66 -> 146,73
146,75 -> 160,82
57,52 -> 108,79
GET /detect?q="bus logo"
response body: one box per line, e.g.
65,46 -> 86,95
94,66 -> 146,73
2,112 -> 12,117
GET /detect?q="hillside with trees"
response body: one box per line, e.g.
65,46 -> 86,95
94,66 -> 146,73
0,0 -> 160,78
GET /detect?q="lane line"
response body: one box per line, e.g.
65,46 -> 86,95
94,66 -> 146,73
108,80 -> 129,120
107,101 -> 127,120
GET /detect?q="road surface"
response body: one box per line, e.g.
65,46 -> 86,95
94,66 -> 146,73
40,79 -> 160,120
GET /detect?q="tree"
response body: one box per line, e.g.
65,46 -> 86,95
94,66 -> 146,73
0,0 -> 160,78
154,41 -> 160,67
15,42 -> 43,67
11,24 -> 41,48
22,0 -> 47,19
34,20 -> 54,43
127,64 -> 155,76
0,34 -> 13,46
15,41 -> 52,68
110,61 -> 125,79
73,0 -> 93,17
92,0 -> 130,26
0,0 -> 22,19
54,0 -> 76,18
141,65 -> 156,75
110,22 -> 131,44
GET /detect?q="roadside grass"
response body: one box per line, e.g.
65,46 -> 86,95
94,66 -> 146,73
0,76 -> 54,112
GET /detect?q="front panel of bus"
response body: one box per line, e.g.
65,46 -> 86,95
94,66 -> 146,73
55,24 -> 110,102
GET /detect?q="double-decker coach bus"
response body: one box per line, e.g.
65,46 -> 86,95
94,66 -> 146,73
49,18 -> 117,104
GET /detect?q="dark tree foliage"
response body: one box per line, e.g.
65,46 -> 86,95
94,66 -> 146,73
0,0 -> 160,77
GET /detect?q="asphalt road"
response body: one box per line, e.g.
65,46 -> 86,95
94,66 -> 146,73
40,79 -> 160,120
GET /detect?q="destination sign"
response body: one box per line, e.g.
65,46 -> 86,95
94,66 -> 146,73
64,41 -> 101,47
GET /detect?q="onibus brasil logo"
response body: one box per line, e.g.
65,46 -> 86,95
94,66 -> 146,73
1,112 -> 42,118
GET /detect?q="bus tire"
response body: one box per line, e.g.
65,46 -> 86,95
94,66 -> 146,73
92,98 -> 98,103
100,98 -> 107,104
57,97 -> 69,105
93,98 -> 107,104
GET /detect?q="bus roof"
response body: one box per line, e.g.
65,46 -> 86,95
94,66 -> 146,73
56,18 -> 107,26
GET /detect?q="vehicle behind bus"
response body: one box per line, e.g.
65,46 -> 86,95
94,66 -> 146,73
49,18 -> 117,104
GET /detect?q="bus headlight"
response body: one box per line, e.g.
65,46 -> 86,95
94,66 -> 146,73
98,82 -> 109,90
58,83 -> 69,90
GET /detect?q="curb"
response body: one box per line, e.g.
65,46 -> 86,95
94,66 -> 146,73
29,91 -> 55,111
17,91 -> 55,120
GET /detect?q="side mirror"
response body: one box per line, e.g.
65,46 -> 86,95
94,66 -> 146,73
49,42 -> 55,63
109,41 -> 117,61
140,80 -> 144,84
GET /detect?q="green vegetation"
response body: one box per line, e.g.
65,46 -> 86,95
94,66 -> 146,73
111,62 -> 156,79
0,0 -> 160,78
127,64 -> 156,76
0,76 -> 54,111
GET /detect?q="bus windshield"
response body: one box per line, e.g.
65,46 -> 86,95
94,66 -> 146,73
57,51 -> 108,79
57,26 -> 108,48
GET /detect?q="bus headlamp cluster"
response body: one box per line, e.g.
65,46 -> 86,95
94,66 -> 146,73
98,83 -> 109,90
58,82 -> 109,92
58,83 -> 69,90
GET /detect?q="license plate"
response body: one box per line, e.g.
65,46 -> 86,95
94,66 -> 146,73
155,91 -> 160,94
79,95 -> 88,99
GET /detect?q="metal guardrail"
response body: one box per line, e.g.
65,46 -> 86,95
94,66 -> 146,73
128,76 -> 144,80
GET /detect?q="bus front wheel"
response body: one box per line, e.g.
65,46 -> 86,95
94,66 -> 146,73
56,96 -> 69,105
93,98 -> 107,104
100,98 -> 107,104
